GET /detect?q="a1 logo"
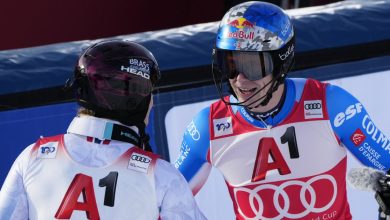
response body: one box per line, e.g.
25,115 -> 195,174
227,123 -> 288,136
55,172 -> 118,220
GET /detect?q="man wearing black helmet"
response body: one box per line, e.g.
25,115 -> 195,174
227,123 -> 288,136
0,40 -> 206,220
175,2 -> 390,220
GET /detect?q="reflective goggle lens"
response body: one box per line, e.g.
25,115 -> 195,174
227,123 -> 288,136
217,50 -> 274,81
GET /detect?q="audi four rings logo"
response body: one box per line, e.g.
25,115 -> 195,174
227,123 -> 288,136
304,103 -> 322,110
131,155 -> 150,163
187,121 -> 200,141
234,175 -> 337,219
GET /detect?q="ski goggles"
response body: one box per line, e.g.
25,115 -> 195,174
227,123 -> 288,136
215,50 -> 274,81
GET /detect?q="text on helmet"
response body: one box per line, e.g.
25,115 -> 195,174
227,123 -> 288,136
120,58 -> 151,80
281,19 -> 291,37
279,44 -> 294,61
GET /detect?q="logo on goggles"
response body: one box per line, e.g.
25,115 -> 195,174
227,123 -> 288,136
279,45 -> 294,61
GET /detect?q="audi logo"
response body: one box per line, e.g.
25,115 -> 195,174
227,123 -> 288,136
233,174 -> 337,219
187,121 -> 200,141
131,155 -> 151,163
304,103 -> 322,110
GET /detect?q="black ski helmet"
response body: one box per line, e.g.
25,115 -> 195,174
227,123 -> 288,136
69,39 -> 160,126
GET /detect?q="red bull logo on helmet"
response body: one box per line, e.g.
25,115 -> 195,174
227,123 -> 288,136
226,18 -> 255,40
228,18 -> 255,29
227,31 -> 254,40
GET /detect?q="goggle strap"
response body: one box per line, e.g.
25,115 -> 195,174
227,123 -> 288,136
259,54 -> 266,78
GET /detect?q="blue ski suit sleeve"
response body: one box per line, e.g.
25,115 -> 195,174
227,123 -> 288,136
326,84 -> 390,171
174,107 -> 212,189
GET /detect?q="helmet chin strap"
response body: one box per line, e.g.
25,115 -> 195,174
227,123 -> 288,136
248,80 -> 277,109
224,76 -> 274,107
248,74 -> 285,109
234,74 -> 282,110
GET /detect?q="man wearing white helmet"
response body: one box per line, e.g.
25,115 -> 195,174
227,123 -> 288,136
175,1 -> 390,220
